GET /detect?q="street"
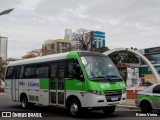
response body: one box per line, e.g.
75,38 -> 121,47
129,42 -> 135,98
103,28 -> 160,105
0,94 -> 160,120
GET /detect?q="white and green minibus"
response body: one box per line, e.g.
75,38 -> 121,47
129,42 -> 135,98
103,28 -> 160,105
5,51 -> 126,117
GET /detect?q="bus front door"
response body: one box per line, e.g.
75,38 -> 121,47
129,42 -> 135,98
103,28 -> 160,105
50,62 -> 65,106
12,67 -> 19,101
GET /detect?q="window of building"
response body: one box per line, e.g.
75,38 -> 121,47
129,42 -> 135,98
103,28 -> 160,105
150,54 -> 160,64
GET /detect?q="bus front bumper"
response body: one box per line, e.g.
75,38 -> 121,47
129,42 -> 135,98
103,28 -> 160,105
85,93 -> 126,108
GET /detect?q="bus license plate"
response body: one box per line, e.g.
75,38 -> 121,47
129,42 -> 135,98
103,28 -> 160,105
111,96 -> 118,101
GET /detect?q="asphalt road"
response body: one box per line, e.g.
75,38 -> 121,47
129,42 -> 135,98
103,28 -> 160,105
0,94 -> 160,120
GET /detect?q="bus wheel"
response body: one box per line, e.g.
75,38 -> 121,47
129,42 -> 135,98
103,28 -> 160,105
21,96 -> 29,109
140,101 -> 152,113
103,106 -> 115,115
68,100 -> 81,117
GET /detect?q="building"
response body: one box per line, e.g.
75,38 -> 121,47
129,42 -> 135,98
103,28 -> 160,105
64,29 -> 81,51
64,29 -> 106,51
64,29 -> 72,40
42,39 -> 71,55
139,46 -> 160,83
0,36 -> 8,60
92,31 -> 105,49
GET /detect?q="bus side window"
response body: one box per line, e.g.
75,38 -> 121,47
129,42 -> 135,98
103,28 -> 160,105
66,59 -> 84,81
36,64 -> 49,78
6,67 -> 13,79
24,65 -> 36,78
51,63 -> 58,78
66,60 -> 74,78
59,62 -> 65,78
19,66 -> 24,79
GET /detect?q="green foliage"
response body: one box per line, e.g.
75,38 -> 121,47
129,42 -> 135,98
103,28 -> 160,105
94,46 -> 109,53
109,51 -> 139,64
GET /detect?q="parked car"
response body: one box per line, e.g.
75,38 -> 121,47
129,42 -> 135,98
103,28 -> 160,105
0,80 -> 4,92
135,83 -> 160,113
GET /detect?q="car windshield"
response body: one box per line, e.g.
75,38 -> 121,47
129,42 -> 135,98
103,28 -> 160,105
81,56 -> 122,81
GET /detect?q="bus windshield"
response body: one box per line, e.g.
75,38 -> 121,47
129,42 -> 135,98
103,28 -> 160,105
81,56 -> 122,81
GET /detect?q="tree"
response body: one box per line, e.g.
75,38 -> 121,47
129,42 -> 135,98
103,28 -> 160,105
109,51 -> 139,64
22,49 -> 42,59
72,28 -> 92,51
94,46 -> 109,53
6,57 -> 20,62
27,49 -> 42,56
0,58 -> 7,80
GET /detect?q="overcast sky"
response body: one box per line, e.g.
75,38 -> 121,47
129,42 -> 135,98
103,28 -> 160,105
0,0 -> 160,58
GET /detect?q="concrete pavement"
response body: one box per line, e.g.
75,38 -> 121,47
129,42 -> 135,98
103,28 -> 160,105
0,92 -> 4,96
125,99 -> 135,106
117,99 -> 137,109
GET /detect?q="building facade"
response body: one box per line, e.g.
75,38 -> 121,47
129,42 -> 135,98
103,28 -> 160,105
92,31 -> 105,49
42,39 -> 71,55
139,46 -> 160,83
0,36 -> 8,60
64,29 -> 106,51
64,29 -> 72,40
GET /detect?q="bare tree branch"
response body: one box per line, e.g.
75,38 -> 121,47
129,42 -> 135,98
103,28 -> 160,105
72,28 -> 92,51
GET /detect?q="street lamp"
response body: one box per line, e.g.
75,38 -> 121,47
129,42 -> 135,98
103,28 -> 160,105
0,8 -> 14,16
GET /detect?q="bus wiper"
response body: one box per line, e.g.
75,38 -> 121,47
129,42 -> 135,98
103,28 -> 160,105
106,75 -> 122,80
95,76 -> 105,78
90,76 -> 105,79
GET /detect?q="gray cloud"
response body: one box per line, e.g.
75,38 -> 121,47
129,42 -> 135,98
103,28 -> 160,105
0,0 -> 160,58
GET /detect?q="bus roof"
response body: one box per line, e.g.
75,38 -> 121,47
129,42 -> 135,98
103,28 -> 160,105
8,51 -> 107,67
8,52 -> 70,66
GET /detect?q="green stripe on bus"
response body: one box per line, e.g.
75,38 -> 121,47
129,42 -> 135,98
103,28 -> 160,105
65,79 -> 85,91
40,78 -> 49,89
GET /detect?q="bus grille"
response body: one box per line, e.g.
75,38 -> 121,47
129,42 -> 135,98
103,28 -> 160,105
104,90 -> 122,102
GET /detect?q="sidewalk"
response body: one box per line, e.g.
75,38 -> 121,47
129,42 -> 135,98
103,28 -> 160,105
125,99 -> 135,106
118,99 -> 138,109
0,92 -> 4,95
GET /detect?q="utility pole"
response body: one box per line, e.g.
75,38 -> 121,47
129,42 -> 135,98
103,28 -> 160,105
0,8 -> 14,16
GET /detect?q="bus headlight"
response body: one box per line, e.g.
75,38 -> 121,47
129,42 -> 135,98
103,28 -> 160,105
89,90 -> 101,95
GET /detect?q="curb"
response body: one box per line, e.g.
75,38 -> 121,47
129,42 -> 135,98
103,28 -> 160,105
117,104 -> 138,109
0,93 -> 4,95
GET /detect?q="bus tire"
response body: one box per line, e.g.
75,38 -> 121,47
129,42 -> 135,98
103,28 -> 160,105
103,106 -> 115,115
21,96 -> 29,109
140,101 -> 152,113
68,99 -> 81,117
